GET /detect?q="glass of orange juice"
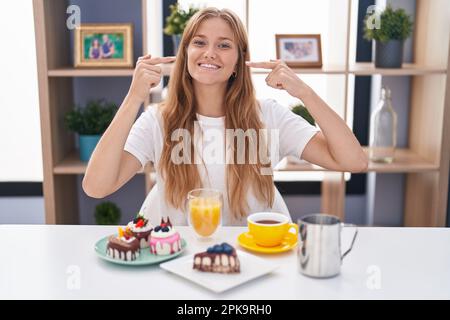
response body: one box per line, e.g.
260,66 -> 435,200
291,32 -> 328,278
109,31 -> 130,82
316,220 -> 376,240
187,188 -> 223,239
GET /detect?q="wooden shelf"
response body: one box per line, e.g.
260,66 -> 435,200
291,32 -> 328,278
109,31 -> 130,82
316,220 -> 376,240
47,63 -> 446,78
160,63 -> 447,77
363,148 -> 439,172
275,148 -> 438,173
251,65 -> 347,75
55,148 -> 437,175
53,152 -> 88,174
48,68 -> 134,77
160,64 -> 347,75
349,63 -> 447,76
53,152 -> 153,175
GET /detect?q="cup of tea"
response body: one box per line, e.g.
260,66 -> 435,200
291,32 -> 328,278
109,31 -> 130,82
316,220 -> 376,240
186,188 -> 223,239
247,212 -> 298,247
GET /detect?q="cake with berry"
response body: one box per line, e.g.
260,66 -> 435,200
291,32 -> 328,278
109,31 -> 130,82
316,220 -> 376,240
127,213 -> 153,249
193,243 -> 240,274
149,217 -> 182,255
106,227 -> 140,261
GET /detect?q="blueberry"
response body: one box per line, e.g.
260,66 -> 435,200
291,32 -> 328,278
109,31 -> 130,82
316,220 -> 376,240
223,246 -> 233,254
207,247 -> 214,254
154,226 -> 161,232
162,226 -> 170,232
212,244 -> 222,253
219,243 -> 233,254
221,242 -> 231,249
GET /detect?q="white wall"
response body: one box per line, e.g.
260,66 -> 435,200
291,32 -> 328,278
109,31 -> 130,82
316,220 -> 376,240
0,197 -> 45,224
0,1 -> 42,182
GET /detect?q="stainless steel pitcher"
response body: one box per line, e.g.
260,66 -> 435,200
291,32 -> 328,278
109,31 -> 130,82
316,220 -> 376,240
297,214 -> 358,278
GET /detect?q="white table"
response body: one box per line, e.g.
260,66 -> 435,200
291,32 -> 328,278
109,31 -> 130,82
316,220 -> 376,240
1,225 -> 449,299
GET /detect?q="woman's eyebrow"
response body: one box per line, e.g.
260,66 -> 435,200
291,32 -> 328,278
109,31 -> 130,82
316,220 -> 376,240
193,34 -> 234,42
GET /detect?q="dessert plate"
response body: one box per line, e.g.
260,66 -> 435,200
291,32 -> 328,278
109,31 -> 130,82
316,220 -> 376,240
95,236 -> 187,266
237,231 -> 297,254
160,250 -> 279,293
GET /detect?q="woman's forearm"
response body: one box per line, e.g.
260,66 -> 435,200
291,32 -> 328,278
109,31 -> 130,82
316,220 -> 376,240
83,93 -> 141,197
297,87 -> 368,171
83,55 -> 175,197
244,59 -> 367,171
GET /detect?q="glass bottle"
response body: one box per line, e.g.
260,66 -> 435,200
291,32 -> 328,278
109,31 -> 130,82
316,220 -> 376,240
369,86 -> 397,163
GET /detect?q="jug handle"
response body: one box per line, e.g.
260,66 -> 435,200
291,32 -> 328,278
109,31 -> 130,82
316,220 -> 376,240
341,223 -> 358,260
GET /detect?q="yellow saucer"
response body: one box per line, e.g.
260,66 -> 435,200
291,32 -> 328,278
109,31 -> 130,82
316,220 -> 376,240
237,231 -> 298,254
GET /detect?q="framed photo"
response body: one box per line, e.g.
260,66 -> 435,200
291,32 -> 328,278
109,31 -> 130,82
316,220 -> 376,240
275,34 -> 322,68
74,23 -> 133,68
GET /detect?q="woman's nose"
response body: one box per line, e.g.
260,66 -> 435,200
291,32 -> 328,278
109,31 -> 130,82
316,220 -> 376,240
203,45 -> 217,59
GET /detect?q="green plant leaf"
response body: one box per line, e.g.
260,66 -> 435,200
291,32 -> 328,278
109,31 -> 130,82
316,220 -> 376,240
163,3 -> 201,36
94,201 -> 121,225
363,5 -> 413,42
65,99 -> 118,135
291,103 -> 316,126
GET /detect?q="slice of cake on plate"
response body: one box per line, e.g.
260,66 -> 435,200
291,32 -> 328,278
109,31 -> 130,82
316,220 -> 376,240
193,243 -> 240,274
149,217 -> 182,255
107,227 -> 140,261
127,213 -> 153,249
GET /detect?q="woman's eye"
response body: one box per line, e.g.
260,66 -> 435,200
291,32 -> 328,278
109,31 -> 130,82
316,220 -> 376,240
193,40 -> 205,45
219,43 -> 231,49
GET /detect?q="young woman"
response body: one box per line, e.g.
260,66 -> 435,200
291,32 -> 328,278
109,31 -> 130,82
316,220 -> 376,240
89,38 -> 102,59
83,7 -> 367,226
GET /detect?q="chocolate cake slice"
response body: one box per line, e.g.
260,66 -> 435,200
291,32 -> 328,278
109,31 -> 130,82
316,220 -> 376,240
193,243 -> 240,274
128,214 -> 153,249
106,227 -> 140,261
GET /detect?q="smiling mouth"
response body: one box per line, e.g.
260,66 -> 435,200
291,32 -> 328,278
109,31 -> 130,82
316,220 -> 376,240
198,63 -> 221,71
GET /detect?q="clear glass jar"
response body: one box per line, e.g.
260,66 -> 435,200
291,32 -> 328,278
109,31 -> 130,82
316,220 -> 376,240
369,86 -> 397,163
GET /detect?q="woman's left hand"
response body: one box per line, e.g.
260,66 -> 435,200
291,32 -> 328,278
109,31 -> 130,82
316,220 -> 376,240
246,59 -> 310,98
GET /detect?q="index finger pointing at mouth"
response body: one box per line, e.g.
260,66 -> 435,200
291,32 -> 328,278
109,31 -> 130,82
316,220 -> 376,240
245,61 -> 278,69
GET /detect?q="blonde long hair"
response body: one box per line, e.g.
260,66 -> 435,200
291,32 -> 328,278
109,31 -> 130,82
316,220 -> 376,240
158,7 -> 274,220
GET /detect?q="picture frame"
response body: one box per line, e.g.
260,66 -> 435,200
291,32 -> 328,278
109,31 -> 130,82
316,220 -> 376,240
74,23 -> 133,68
275,34 -> 322,68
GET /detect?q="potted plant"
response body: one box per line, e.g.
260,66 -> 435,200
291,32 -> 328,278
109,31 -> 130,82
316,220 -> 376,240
94,201 -> 121,225
163,3 -> 200,54
65,99 -> 118,162
291,103 -> 316,126
289,103 -> 316,165
364,5 -> 413,68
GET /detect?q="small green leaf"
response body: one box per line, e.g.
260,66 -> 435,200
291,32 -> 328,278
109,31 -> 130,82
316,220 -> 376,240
163,3 -> 201,36
65,99 -> 118,135
363,5 -> 413,42
94,201 -> 121,225
291,103 -> 316,126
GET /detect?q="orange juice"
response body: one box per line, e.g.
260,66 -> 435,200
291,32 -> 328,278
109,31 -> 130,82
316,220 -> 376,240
189,197 -> 221,237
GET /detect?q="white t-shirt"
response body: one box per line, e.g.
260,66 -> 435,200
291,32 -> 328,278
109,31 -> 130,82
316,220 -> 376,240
124,98 -> 319,226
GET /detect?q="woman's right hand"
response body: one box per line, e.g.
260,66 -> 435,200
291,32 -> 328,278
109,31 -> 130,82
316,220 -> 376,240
128,54 -> 176,103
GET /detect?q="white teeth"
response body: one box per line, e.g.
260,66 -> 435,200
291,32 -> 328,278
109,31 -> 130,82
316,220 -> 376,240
199,63 -> 219,69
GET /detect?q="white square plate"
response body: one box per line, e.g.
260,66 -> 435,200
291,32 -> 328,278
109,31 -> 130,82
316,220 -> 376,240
160,250 -> 279,293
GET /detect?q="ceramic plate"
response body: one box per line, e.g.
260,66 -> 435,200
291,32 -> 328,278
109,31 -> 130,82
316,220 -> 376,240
237,231 -> 297,254
160,250 -> 279,293
95,236 -> 187,266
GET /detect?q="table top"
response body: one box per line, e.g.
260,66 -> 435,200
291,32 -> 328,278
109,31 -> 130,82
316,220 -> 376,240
1,225 -> 449,299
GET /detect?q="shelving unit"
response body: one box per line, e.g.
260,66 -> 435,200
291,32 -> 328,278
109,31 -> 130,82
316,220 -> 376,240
33,0 -> 449,226
277,148 -> 439,173
349,62 -> 447,75
48,68 -> 135,77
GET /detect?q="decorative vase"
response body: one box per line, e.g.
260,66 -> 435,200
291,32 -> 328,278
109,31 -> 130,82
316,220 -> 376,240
375,40 -> 404,68
369,87 -> 397,163
172,34 -> 182,55
79,134 -> 101,162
